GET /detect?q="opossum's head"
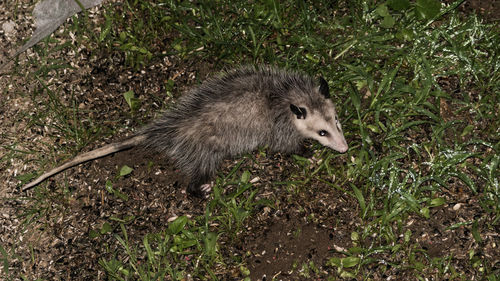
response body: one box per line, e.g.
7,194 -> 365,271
290,77 -> 348,153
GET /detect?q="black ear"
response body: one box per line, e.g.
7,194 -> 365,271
290,104 -> 307,119
319,77 -> 330,99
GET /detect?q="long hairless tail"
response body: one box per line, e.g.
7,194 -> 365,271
22,135 -> 146,191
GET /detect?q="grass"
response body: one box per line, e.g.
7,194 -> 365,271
2,0 -> 499,280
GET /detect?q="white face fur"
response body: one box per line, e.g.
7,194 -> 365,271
291,99 -> 348,153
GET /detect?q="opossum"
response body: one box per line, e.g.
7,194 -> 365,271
22,66 -> 348,197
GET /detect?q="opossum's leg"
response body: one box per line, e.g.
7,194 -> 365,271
186,152 -> 223,198
187,174 -> 210,198
297,143 -> 314,158
199,183 -> 212,194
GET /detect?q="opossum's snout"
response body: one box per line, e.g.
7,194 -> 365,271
329,135 -> 349,153
315,121 -> 349,154
291,102 -> 348,154
326,111 -> 348,153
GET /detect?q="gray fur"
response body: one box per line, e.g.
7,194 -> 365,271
23,66 -> 348,196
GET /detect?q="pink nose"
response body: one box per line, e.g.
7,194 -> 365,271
337,144 -> 348,153
333,140 -> 348,153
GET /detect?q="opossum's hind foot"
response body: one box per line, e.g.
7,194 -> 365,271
187,177 -> 212,199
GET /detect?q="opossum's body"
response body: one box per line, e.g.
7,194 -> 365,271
23,66 -> 348,196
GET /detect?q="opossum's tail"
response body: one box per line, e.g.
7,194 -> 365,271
22,135 -> 147,191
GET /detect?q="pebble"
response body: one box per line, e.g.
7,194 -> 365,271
2,20 -> 16,36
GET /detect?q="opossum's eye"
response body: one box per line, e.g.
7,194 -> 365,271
318,130 -> 329,137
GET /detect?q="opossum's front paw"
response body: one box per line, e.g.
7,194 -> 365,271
187,181 -> 212,199
297,143 -> 315,158
200,183 -> 212,194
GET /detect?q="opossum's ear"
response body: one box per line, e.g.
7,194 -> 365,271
319,77 -> 330,99
290,104 -> 307,119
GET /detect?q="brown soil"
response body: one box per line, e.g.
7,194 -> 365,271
1,1 -> 498,280
456,0 -> 500,22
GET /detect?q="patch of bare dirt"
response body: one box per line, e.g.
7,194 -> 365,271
242,184 -> 357,280
458,0 -> 500,22
24,148 -> 204,279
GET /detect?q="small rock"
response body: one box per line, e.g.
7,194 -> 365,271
2,20 -> 16,36
250,176 -> 260,183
